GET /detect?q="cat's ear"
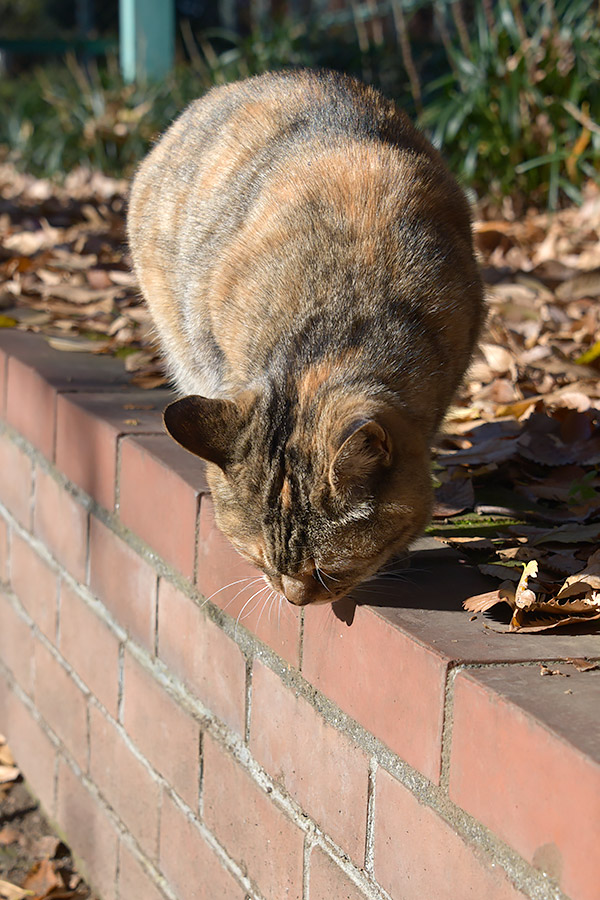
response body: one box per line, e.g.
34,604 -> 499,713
330,419 -> 392,494
163,395 -> 243,470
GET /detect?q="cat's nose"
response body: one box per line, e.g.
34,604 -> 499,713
281,573 -> 321,606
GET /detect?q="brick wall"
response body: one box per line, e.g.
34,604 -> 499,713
0,330 -> 598,900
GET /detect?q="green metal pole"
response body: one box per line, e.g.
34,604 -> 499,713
119,0 -> 175,83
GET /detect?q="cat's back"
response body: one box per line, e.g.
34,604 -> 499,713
129,70 -> 482,409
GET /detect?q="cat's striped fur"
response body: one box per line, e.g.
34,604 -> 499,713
128,69 -> 483,606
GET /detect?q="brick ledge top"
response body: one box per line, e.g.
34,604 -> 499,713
0,328 -> 599,777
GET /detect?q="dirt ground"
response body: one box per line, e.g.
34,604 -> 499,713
0,738 -> 98,900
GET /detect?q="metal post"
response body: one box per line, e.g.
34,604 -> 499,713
119,0 -> 175,83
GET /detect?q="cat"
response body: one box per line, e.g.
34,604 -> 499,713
128,68 -> 483,607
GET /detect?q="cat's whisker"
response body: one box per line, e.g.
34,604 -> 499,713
320,569 -> 341,583
200,575 -> 258,608
221,577 -> 265,614
256,590 -> 274,631
314,565 -> 331,593
267,591 -> 276,624
235,585 -> 270,632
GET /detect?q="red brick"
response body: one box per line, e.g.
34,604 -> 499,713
122,650 -> 200,808
303,603 -> 447,782
374,768 -> 524,900
449,667 -> 600,900
118,843 -> 166,900
55,391 -> 169,509
0,433 -> 33,528
6,355 -> 56,458
157,579 -> 246,736
89,704 -> 160,859
0,346 -> 7,416
56,760 -> 118,900
88,517 -> 157,651
308,847 -> 368,900
350,537 -> 600,664
197,497 -> 301,666
33,639 -> 88,769
11,533 -> 58,641
33,468 -> 88,582
0,515 -> 8,582
159,789 -> 243,900
203,733 -> 304,900
0,589 -> 36,694
59,581 -> 120,717
119,435 -> 208,579
1,686 -> 57,814
251,662 -> 369,863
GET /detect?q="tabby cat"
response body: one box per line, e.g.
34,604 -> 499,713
128,69 -> 483,606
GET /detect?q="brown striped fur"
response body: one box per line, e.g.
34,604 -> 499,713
128,69 -> 483,606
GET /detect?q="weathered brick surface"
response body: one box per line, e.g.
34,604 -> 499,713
89,704 -> 160,860
0,433 -> 33,528
251,661 -> 369,863
55,391 -> 169,510
374,767 -> 525,900
33,639 -> 88,769
88,517 -> 157,651
0,685 -> 57,814
303,602 -> 447,782
450,666 -> 600,900
33,468 -> 88,583
117,843 -> 166,900
58,581 -> 120,717
0,590 -> 36,694
119,434 -> 208,579
56,761 -> 118,900
11,533 -> 58,641
0,347 -> 7,416
5,356 -> 56,458
157,578 -> 246,736
2,332 -> 600,900
203,733 -> 304,900
55,395 -> 119,510
308,847 -> 368,900
122,650 -> 200,808
159,789 -> 243,900
197,497 -> 301,666
0,514 -> 8,582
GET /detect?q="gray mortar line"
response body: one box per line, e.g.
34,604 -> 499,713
364,755 -> 378,875
439,662 -> 463,790
244,657 -> 253,745
0,426 -> 591,899
0,505 -> 583,899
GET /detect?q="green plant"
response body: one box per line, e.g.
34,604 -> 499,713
0,54 -> 209,177
420,0 -> 600,207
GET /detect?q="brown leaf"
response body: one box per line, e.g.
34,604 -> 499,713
566,657 -> 600,672
22,860 -> 60,898
432,477 -> 475,518
0,879 -> 33,900
556,550 -> 600,601
463,581 -> 516,612
0,764 -> 20,784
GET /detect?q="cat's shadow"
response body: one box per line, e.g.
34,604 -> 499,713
331,539 -> 493,625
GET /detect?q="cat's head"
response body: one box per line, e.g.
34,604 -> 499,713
164,392 -> 432,605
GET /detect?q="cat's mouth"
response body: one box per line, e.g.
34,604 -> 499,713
267,572 -> 348,606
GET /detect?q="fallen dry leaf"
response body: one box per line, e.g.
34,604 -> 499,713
0,880 -> 32,900
22,860 -> 60,898
566,657 -> 600,672
0,764 -> 20,784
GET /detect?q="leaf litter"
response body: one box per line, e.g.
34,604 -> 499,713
1,165 -> 600,632
0,738 -> 97,900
